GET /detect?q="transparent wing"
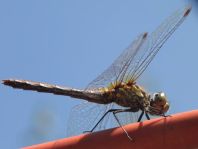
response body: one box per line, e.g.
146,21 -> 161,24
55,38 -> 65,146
66,102 -> 142,137
86,32 -> 148,90
124,5 -> 191,81
86,5 -> 191,90
66,102 -> 113,137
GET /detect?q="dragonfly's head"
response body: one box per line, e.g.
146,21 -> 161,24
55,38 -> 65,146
148,92 -> 169,115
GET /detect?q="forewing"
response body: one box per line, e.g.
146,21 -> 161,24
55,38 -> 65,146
86,6 -> 191,90
86,32 -> 147,90
124,5 -> 191,81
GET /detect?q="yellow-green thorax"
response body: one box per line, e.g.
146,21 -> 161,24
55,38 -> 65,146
101,80 -> 150,112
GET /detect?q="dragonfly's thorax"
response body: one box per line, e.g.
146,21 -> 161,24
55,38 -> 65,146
102,81 -> 150,111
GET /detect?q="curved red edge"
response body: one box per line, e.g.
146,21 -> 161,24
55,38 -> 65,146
22,110 -> 198,149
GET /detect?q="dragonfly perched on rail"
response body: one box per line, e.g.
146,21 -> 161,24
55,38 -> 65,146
3,5 -> 191,140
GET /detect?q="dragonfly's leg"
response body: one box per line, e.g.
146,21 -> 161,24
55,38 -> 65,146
145,112 -> 150,120
137,110 -> 144,122
112,110 -> 133,141
113,108 -> 133,114
83,109 -> 122,133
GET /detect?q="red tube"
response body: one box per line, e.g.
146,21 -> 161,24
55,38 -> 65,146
22,110 -> 198,149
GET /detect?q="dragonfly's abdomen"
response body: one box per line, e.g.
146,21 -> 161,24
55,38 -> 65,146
2,79 -> 105,104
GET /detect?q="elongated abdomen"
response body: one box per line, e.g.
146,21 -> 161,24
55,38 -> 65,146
2,79 -> 107,104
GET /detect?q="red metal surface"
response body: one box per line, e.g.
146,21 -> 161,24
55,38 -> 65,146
23,110 -> 198,149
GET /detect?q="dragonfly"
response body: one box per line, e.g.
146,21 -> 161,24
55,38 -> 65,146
2,5 -> 191,140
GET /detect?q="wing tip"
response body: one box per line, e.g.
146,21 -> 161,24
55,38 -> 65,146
143,32 -> 148,39
184,5 -> 192,17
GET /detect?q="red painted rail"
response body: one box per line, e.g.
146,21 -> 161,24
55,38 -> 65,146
23,110 -> 198,149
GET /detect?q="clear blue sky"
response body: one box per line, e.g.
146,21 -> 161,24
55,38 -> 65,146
0,0 -> 198,148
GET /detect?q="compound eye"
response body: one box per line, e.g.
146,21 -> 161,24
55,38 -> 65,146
155,94 -> 159,99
